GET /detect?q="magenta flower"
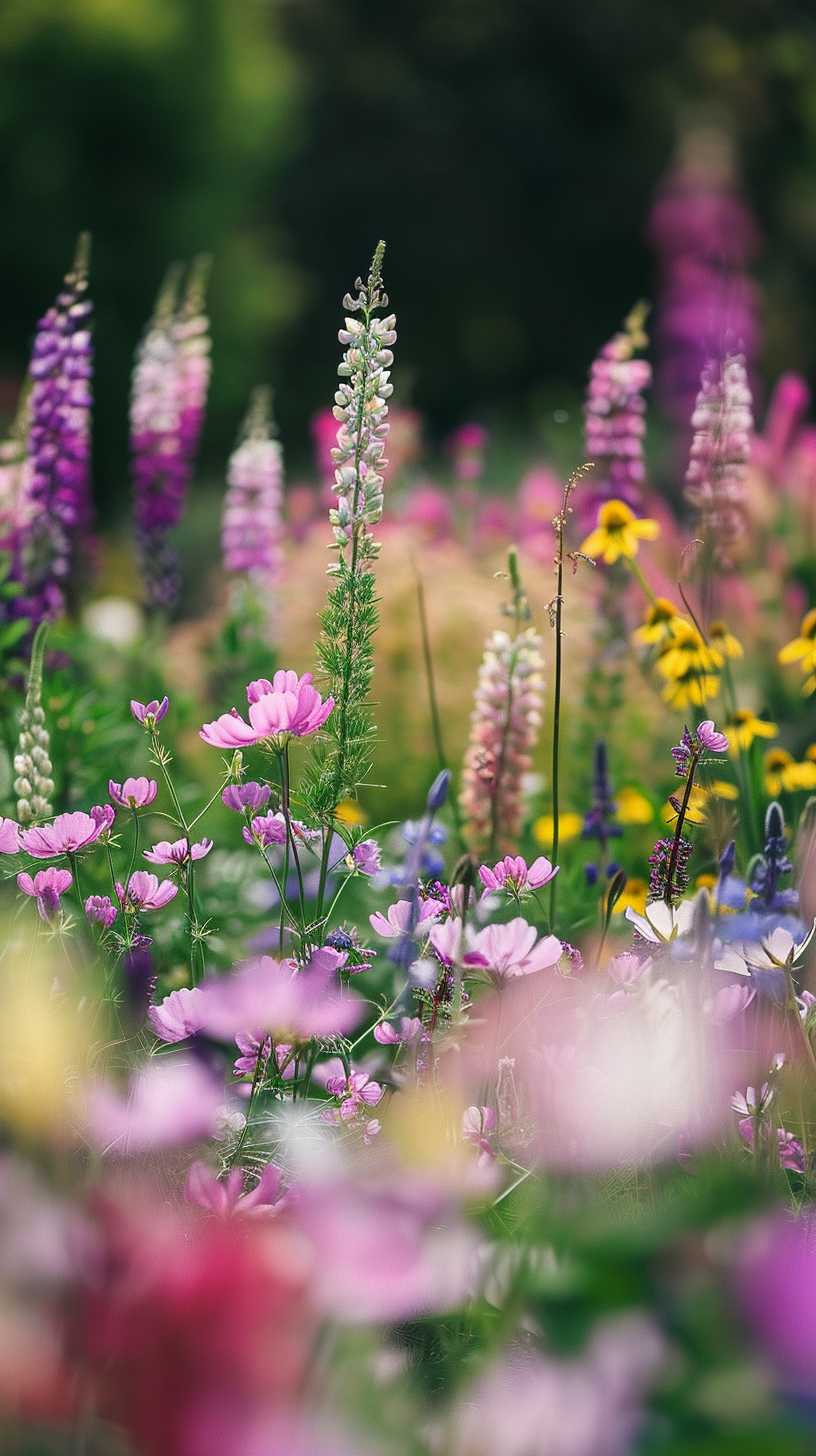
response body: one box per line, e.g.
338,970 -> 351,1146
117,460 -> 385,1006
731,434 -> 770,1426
428,916 -> 475,968
130,696 -> 169,727
0,817 -> 20,854
369,896 -> 445,939
109,776 -> 158,809
464,918 -> 563,983
373,1016 -> 423,1045
147,986 -> 207,1042
324,1068 -> 384,1121
200,670 -> 334,749
196,946 -> 362,1042
351,838 -> 381,876
234,1029 -> 274,1077
86,1054 -> 224,1154
17,866 -> 72,922
462,1105 -> 497,1161
478,854 -> 557,897
184,1160 -> 284,1217
85,894 -> 118,930
117,871 -> 178,911
221,781 -> 271,813
143,836 -> 212,866
697,719 -> 729,753
242,811 -> 288,848
20,808 -> 111,858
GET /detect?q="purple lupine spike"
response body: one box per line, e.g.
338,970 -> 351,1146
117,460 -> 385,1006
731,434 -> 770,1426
580,303 -> 651,527
648,123 -> 761,433
14,235 -> 94,631
684,352 -> 753,569
131,256 -> 211,612
221,386 -> 283,622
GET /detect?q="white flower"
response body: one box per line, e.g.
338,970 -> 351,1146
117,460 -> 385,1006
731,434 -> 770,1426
624,899 -> 695,944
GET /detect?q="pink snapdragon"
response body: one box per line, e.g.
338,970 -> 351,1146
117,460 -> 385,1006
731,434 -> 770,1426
17,866 -> 72,923
130,696 -> 169,727
85,894 -> 118,930
200,670 -> 334,749
323,1069 -> 384,1122
464,918 -> 563,983
0,817 -> 20,853
184,1160 -> 284,1217
20,808 -> 112,858
109,777 -> 158,809
147,986 -> 207,1042
478,853 -> 557,898
143,836 -> 212,866
116,871 -> 178,912
369,896 -> 445,940
459,628 -> 545,853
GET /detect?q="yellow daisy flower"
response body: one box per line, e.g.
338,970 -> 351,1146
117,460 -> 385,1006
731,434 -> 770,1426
532,811 -> 583,847
611,877 -> 649,916
656,621 -> 723,681
723,709 -> 779,756
709,780 -> 740,800
633,598 -> 688,648
708,620 -> 744,659
662,784 -> 708,826
661,671 -> 721,710
779,607 -> 816,695
783,761 -> 816,792
579,500 -> 660,564
614,786 -> 654,825
764,748 -> 795,797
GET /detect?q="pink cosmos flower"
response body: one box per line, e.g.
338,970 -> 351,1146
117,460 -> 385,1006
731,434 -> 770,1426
130,696 -> 169,726
697,719 -> 729,753
20,808 -> 112,858
0,817 -> 20,853
143,836 -> 212,865
84,894 -> 118,930
478,854 -> 557,897
373,1015 -> 423,1045
147,986 -> 207,1042
462,1105 -> 496,1161
116,871 -> 178,912
352,838 -> 381,876
233,1030 -> 294,1078
196,946 -> 362,1042
242,811 -> 288,848
221,781 -> 271,813
464,918 -> 563,983
705,983 -> 755,1024
428,916 -> 476,967
108,777 -> 158,809
17,866 -> 72,922
184,1160 -> 284,1217
200,670 -> 334,749
369,896 -> 445,939
86,1054 -> 225,1153
324,1068 -> 384,1122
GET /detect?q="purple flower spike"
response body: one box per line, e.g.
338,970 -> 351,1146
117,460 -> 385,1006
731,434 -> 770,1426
18,866 -> 72,923
697,720 -> 729,754
221,387 -> 283,616
221,781 -> 271,813
131,258 -> 211,611
130,696 -> 169,727
9,235 -> 94,635
581,305 -> 651,525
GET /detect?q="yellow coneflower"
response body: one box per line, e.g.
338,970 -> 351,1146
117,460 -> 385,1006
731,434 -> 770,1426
723,709 -> 779,756
656,620 -> 724,682
532,811 -> 583,848
779,607 -> 816,695
579,500 -> 660,564
709,780 -> 740,800
633,598 -> 688,648
614,786 -> 654,825
708,620 -> 744,659
764,748 -> 795,797
661,670 -> 721,710
662,784 -> 708,825
611,877 -> 649,916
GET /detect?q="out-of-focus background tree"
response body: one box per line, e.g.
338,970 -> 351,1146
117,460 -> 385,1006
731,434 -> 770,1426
2,0 -> 816,504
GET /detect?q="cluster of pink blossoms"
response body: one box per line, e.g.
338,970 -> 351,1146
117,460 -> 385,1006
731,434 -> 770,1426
684,353 -> 754,567
583,323 -> 651,524
221,387 -> 283,614
459,628 -> 545,853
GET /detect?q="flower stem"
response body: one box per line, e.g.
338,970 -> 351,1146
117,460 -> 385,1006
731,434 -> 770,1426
664,746 -> 701,907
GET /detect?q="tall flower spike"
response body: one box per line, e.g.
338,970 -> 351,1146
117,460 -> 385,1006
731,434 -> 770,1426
221,386 -> 283,630
14,622 -> 55,824
460,627 -> 545,856
581,302 -> 651,525
18,234 -> 94,630
684,353 -> 753,569
131,256 -> 212,611
304,243 -> 396,817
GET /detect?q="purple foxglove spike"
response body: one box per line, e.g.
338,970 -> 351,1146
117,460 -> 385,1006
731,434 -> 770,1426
221,386 -> 284,626
684,353 -> 754,569
130,257 -> 211,612
580,302 -> 651,527
11,235 -> 94,635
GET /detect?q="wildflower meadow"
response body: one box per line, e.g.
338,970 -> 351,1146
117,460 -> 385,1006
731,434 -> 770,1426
6,135 -> 816,1456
